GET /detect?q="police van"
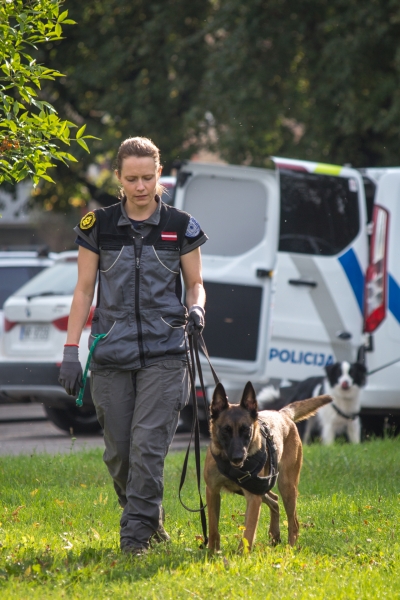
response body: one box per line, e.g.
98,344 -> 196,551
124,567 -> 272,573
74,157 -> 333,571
174,159 -> 399,428
266,158 -> 367,384
175,157 -> 400,432
357,168 -> 400,430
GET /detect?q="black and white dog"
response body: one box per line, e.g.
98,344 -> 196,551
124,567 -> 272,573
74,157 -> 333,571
294,362 -> 367,444
258,361 -> 367,444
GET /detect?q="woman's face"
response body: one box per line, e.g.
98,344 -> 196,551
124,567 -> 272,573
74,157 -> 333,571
116,155 -> 161,211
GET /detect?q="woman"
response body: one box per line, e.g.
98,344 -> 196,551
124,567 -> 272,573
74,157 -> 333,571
59,137 -> 207,554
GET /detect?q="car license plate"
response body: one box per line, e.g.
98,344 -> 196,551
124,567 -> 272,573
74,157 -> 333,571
20,324 -> 50,341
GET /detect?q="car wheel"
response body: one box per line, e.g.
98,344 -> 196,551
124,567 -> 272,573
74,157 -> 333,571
176,404 -> 209,436
176,404 -> 193,433
44,405 -> 102,434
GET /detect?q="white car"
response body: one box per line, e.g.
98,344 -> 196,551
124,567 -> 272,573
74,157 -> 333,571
0,251 -> 55,384
0,251 -> 100,434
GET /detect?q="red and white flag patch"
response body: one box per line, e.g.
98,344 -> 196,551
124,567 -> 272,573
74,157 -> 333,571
161,231 -> 178,241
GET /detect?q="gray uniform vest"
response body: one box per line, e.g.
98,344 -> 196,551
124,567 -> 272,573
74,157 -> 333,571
86,201 -> 191,371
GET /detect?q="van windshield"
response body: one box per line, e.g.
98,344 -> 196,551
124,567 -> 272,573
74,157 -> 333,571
14,261 -> 78,297
279,170 -> 360,255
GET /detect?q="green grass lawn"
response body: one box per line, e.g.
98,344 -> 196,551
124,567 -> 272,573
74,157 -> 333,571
0,438 -> 399,599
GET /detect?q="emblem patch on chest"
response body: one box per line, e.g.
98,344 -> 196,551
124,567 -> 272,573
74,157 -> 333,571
80,211 -> 96,230
161,231 -> 178,241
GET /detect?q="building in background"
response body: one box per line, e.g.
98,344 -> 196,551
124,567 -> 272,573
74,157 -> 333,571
0,182 -> 48,249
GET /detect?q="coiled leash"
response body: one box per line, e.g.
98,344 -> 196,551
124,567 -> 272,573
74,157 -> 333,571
179,328 -> 219,548
76,334 -> 107,407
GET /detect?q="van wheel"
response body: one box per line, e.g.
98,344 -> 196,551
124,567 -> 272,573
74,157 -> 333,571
44,406 -> 101,435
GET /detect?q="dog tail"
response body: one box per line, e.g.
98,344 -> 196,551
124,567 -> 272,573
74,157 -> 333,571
280,395 -> 332,423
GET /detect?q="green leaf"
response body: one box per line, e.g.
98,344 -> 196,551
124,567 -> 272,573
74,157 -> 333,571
58,152 -> 78,162
76,138 -> 90,152
19,89 -> 31,103
58,10 -> 69,23
16,167 -> 29,180
41,101 -> 57,113
76,124 -> 86,139
31,99 -> 44,110
39,173 -> 56,183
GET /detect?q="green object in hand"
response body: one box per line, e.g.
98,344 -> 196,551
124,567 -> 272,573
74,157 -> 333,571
76,334 -> 107,407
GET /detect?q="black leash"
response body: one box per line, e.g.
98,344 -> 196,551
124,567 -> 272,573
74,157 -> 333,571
178,329 -> 219,547
367,357 -> 400,376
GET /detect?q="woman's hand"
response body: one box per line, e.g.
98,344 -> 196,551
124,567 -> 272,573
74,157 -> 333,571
187,305 -> 205,334
59,345 -> 83,396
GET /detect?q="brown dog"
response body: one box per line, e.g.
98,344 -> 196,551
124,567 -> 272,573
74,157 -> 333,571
204,381 -> 332,551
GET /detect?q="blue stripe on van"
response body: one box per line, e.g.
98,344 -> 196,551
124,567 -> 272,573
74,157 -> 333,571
388,274 -> 400,324
338,248 -> 364,313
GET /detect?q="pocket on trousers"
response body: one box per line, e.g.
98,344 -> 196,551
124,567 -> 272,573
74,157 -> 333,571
90,371 -> 112,418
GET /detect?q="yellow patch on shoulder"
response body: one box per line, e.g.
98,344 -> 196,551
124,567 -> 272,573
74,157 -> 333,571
80,211 -> 96,230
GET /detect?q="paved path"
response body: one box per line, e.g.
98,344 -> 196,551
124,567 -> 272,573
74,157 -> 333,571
0,403 -> 209,455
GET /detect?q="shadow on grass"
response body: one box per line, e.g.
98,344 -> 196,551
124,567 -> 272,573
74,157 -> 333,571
1,543 -> 215,585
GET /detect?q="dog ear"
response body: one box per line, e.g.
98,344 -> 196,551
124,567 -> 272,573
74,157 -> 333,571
352,362 -> 367,387
325,362 -> 340,386
211,383 -> 229,419
240,381 -> 258,418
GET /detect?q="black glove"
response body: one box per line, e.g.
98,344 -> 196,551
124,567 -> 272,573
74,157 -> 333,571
187,305 -> 205,335
58,345 -> 83,396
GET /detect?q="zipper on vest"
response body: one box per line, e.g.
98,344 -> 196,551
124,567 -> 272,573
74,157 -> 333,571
133,237 -> 145,367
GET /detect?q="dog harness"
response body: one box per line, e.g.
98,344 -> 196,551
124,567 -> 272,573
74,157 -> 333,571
211,421 -> 279,496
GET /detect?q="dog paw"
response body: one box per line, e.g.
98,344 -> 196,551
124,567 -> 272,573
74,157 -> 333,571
269,535 -> 281,546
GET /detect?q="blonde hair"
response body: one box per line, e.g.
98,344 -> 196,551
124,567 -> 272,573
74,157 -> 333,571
116,137 -> 164,197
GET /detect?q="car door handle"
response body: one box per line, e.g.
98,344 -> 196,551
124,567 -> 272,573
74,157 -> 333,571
256,269 -> 273,278
288,278 -> 317,288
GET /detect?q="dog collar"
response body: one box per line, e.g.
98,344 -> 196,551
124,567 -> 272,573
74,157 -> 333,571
331,402 -> 360,420
211,421 -> 279,496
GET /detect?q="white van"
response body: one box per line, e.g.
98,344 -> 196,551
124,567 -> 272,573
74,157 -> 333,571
267,158 -> 368,383
174,159 -> 368,402
358,168 -> 400,428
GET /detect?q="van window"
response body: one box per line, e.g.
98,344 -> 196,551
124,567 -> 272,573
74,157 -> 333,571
279,170 -> 360,256
183,175 -> 268,256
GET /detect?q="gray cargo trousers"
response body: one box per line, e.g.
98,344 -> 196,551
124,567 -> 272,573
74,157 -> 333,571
91,359 -> 189,550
